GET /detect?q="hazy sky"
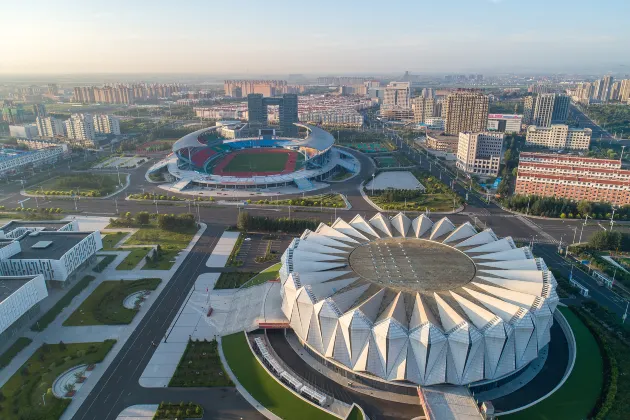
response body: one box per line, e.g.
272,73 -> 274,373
1,0 -> 629,75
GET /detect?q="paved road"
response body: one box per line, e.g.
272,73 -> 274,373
72,223 -> 264,420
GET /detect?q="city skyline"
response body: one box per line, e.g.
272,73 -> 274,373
2,0 -> 630,75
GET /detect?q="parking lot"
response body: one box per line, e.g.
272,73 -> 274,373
234,233 -> 295,271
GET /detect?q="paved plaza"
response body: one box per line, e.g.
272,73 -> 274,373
365,170 -> 425,191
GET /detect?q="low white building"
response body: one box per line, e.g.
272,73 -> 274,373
9,124 -> 39,140
526,125 -> 592,151
487,114 -> 522,134
456,131 -> 504,177
0,274 -> 48,342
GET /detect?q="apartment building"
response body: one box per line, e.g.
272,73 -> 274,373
442,91 -> 489,136
93,114 -> 121,135
515,152 -> 630,206
224,80 -> 289,97
64,114 -> 96,142
525,125 -> 592,150
383,82 -> 411,109
36,116 -> 65,138
456,131 -> 504,177
412,96 -> 435,124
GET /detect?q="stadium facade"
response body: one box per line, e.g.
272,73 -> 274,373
148,123 -> 357,191
279,213 -> 558,386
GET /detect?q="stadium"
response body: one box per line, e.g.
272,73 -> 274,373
148,123 -> 358,191
279,213 -> 558,386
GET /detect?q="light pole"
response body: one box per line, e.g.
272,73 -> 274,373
154,199 -> 159,214
572,226 -> 578,245
116,165 -> 122,186
610,206 -> 617,231
371,173 -> 375,196
114,199 -> 119,214
526,195 -> 531,215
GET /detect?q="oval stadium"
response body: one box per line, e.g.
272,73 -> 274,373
279,212 -> 558,386
147,123 -> 358,191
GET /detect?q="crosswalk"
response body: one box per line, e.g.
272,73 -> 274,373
515,216 -> 559,244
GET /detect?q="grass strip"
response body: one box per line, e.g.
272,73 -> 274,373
0,337 -> 33,369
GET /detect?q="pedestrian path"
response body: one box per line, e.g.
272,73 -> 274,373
206,231 -> 240,267
116,404 -> 158,420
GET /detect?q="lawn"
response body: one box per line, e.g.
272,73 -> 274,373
31,275 -> 96,331
169,339 -> 233,387
101,232 -> 127,249
371,192 -> 456,212
93,254 -> 116,273
215,272 -> 257,289
346,406 -> 365,420
63,278 -> 161,326
0,337 -> 32,369
222,151 -> 289,173
116,247 -> 151,270
244,263 -> 281,288
269,193 -> 346,208
505,307 -> 603,420
0,340 -> 116,420
26,173 -> 122,197
125,226 -> 195,270
154,402 -> 203,419
222,333 -> 337,420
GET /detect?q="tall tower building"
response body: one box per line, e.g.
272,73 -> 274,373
247,94 -> 267,129
279,94 -> 298,136
523,96 -> 534,124
456,131 -> 504,177
620,79 -> 630,102
442,91 -> 489,135
412,97 -> 435,124
64,114 -> 96,142
532,93 -> 555,127
36,116 -> 65,137
93,115 -> 121,135
551,94 -> 570,124
599,75 -> 613,102
383,82 -> 411,109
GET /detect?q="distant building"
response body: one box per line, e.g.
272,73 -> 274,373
599,75 -> 613,102
426,133 -> 459,153
224,80 -> 289,97
524,93 -> 569,126
36,116 -> 65,138
47,84 -> 59,95
515,152 -> 630,206
64,114 -> 96,143
93,114 -> 121,135
383,82 -> 411,109
424,117 -> 444,131
32,103 -> 47,118
2,102 -> 25,125
442,91 -> 489,136
9,124 -> 39,140
0,144 -> 68,177
247,93 -> 298,136
412,96 -> 434,124
620,79 -> 630,103
456,131 -> 504,177
525,125 -> 592,150
487,114 -> 522,134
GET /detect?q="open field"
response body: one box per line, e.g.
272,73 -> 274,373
505,307 -> 602,420
222,333 -> 337,420
169,339 -> 232,387
125,226 -> 195,270
26,173 -> 121,197
63,278 -> 161,326
0,340 -> 116,420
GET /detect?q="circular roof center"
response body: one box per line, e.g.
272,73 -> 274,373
348,238 -> 476,293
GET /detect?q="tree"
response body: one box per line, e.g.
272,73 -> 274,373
237,211 -> 251,231
135,211 -> 150,225
577,200 -> 592,217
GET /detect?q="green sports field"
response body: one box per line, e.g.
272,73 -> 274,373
222,152 -> 289,173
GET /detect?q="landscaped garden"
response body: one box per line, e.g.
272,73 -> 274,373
31,275 -> 96,331
116,247 -> 151,270
258,193 -> 346,208
0,340 -> 116,420
26,173 -> 122,197
63,278 -> 161,326
153,401 -> 203,419
222,333 -> 337,420
93,254 -> 116,273
101,232 -> 127,249
214,263 -> 280,290
169,339 -> 232,387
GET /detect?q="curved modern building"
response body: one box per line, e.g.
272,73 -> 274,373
147,123 -> 357,190
279,213 -> 558,386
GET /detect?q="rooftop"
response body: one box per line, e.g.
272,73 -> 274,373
10,231 -> 91,260
0,220 -> 71,234
0,276 -> 40,303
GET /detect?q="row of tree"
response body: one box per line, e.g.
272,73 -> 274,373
502,195 -> 630,220
237,212 -> 320,233
588,230 -> 630,252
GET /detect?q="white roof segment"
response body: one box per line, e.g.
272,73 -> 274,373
410,293 -> 441,330
308,278 -> 359,301
292,260 -> 347,272
391,213 -> 412,237
476,276 -> 543,296
455,229 -> 498,248
450,292 -> 497,330
463,287 -> 522,322
301,230 -> 354,248
349,214 -> 381,238
369,213 -> 393,237
330,284 -> 371,313
356,289 -> 385,322
476,259 -> 539,270
298,270 -> 352,285
472,282 -> 538,308
290,249 -> 345,263
443,222 -> 477,244
316,223 -> 359,244
331,218 -> 370,241
293,239 -> 346,256
473,247 -> 531,261
465,237 -> 515,254
377,292 -> 408,327
412,214 -> 434,238
479,269 -> 544,283
430,217 -> 456,240
434,293 -> 465,332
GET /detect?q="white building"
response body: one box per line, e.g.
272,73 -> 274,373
457,131 -> 504,177
487,114 -> 522,134
93,114 -> 121,135
0,274 -> 48,341
64,113 -> 96,142
525,125 -> 592,151
36,116 -> 66,138
383,82 -> 411,109
0,144 -> 68,177
424,117 -> 445,131
9,124 -> 39,140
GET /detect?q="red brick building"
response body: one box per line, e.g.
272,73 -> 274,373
515,152 -> 630,206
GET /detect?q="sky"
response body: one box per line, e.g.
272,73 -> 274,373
1,0 -> 629,75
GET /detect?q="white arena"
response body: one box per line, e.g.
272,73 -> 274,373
279,213 -> 558,386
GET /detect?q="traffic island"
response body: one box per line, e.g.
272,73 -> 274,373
169,339 -> 232,387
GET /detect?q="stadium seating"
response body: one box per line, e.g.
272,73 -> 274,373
191,148 -> 216,167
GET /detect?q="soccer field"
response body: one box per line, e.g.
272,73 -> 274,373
222,151 -> 289,173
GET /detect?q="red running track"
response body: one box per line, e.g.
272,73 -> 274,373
212,149 -> 299,177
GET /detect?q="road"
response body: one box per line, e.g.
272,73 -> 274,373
570,103 -> 630,146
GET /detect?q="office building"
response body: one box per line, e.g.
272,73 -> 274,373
609,81 -> 621,102
36,116 -> 65,138
224,80 -> 289,97
47,84 -> 59,95
424,117 -> 445,131
380,108 -> 414,122
516,152 -> 630,206
525,125 -> 592,150
523,96 -> 534,124
456,132 -> 504,177
412,96 -> 434,124
64,114 -> 96,142
426,133 -> 459,153
0,144 -> 68,177
0,274 -> 48,342
9,124 -> 39,140
93,114 -> 121,135
247,93 -> 299,136
487,114 -> 522,134
442,91 -> 489,135
383,82 -> 411,109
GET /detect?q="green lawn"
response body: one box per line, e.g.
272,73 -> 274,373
222,333 -> 337,420
101,232 -> 127,249
215,272 -> 257,289
63,278 -> 161,326
222,151 -> 289,173
0,340 -> 116,420
0,337 -> 33,369
169,339 -> 233,387
31,275 -> 96,331
116,247 -> 151,270
505,307 -> 603,420
93,254 -> 116,272
143,249 -> 180,270
245,263 -> 281,288
124,226 -> 194,271
371,192 -> 456,212
26,173 -> 121,197
346,406 -> 365,420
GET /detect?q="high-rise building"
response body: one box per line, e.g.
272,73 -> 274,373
93,114 -> 121,135
456,131 -> 504,177
247,94 -> 267,129
411,96 -> 434,124
442,91 -> 489,136
599,75 -> 613,102
64,114 -> 96,142
36,116 -> 65,137
523,96 -> 534,124
532,93 -> 555,127
32,103 -> 47,118
224,80 -> 288,97
383,82 -> 411,109
47,84 -> 59,95
620,79 -> 630,103
525,93 -> 568,127
247,93 -> 298,136
609,81 -> 621,102
551,94 -> 569,124
525,125 -> 592,150
2,101 -> 25,124
278,94 -> 298,136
